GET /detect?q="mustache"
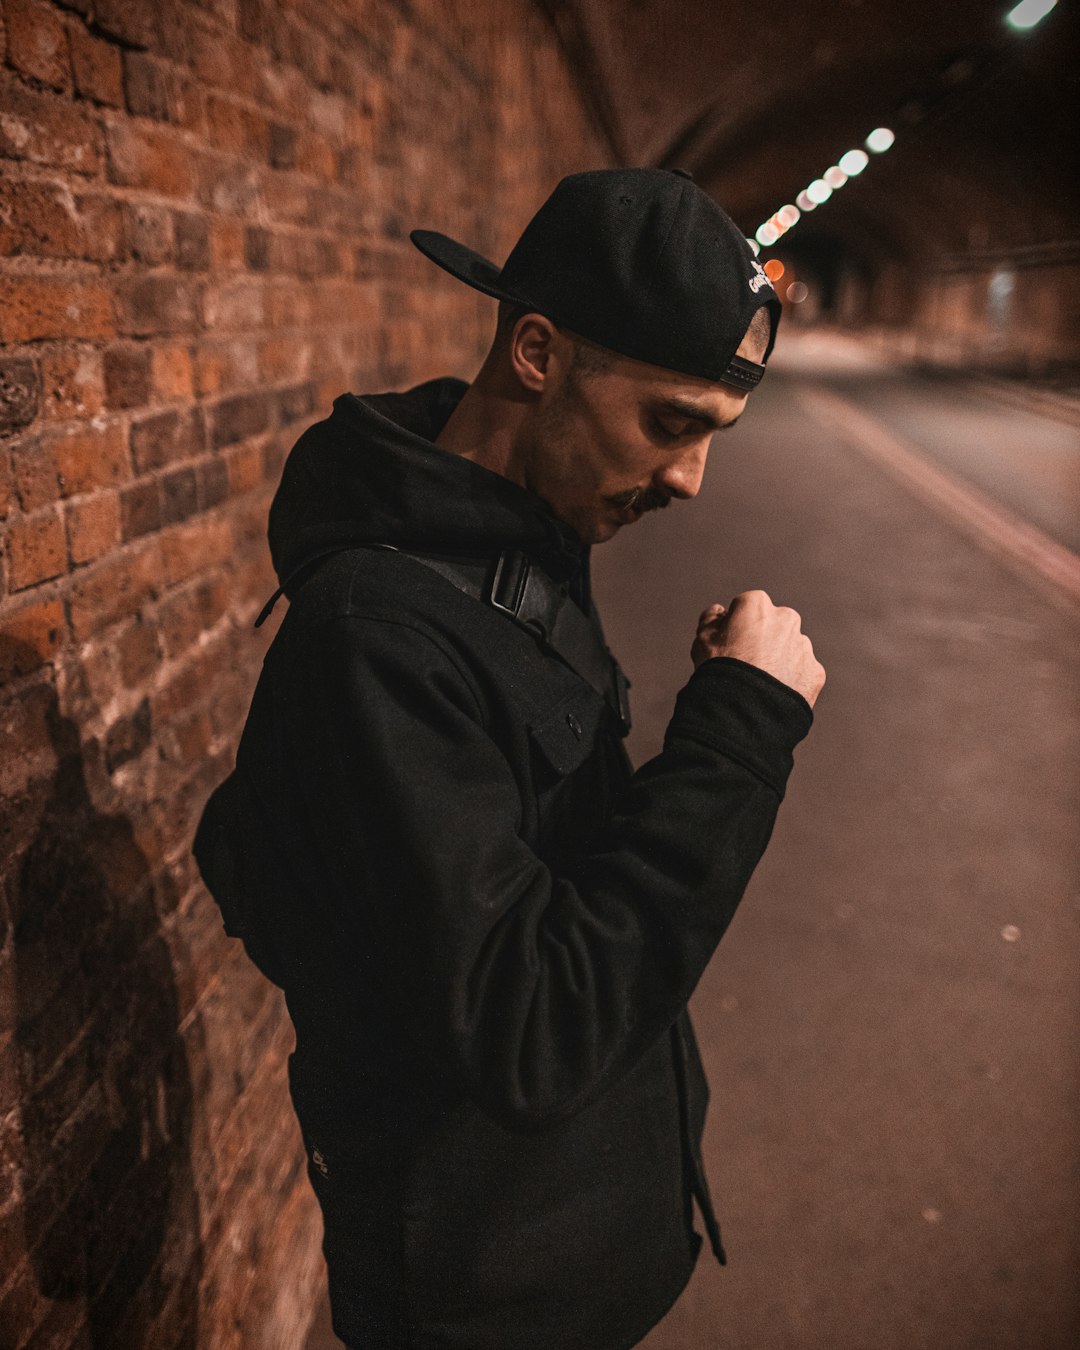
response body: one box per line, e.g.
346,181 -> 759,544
611,486 -> 672,513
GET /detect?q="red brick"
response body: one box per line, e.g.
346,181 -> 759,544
150,643 -> 220,726
267,122 -> 295,169
209,217 -> 245,271
174,211 -> 210,272
116,612 -> 159,687
0,596 -> 66,681
120,478 -> 161,539
157,584 -> 204,660
50,421 -> 130,496
123,49 -> 177,121
92,0 -> 160,48
10,434 -> 58,511
73,191 -> 124,263
0,277 -> 115,344
190,25 -> 261,101
295,129 -> 336,183
4,0 -> 72,93
0,355 -> 40,434
225,441 -> 264,494
161,466 -> 198,524
193,345 -> 227,397
0,178 -> 82,260
211,390 -> 270,448
65,490 -> 120,564
121,201 -> 172,266
104,343 -> 152,409
159,514 -> 233,586
197,148 -> 261,217
116,276 -> 199,338
0,180 -> 122,264
202,279 -> 264,333
105,120 -> 195,198
151,345 -> 194,401
68,21 -> 124,107
0,70 -> 102,174
276,381 -> 315,426
161,704 -> 214,765
41,346 -> 105,420
105,695 -> 151,771
130,407 -> 204,472
0,676 -> 57,804
197,456 -> 229,510
243,224 -> 269,271
203,92 -> 267,158
6,505 -> 67,589
67,539 -> 162,640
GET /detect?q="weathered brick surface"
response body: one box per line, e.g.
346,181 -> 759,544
0,0 -> 603,1346
0,357 -> 39,434
68,22 -> 124,108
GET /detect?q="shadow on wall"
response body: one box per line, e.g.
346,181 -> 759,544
5,635 -> 202,1347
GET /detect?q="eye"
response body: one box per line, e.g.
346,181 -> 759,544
649,413 -> 692,441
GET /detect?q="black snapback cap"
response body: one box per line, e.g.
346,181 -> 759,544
410,167 -> 781,392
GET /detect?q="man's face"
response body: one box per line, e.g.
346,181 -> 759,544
521,327 -> 767,545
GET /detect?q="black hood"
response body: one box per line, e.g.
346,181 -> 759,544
267,377 -> 589,596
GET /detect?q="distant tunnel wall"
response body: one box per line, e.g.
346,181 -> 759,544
840,249 -> 1080,380
0,2 -> 605,1347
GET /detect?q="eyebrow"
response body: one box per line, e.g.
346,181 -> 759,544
653,397 -> 741,433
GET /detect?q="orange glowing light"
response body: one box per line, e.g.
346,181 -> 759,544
763,258 -> 785,282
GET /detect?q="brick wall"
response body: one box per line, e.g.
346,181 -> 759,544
0,2 -> 605,1345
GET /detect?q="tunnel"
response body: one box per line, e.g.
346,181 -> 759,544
0,1 -> 1077,1347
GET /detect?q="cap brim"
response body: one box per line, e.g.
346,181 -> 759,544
410,230 -> 526,306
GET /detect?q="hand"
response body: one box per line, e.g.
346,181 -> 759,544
691,590 -> 826,708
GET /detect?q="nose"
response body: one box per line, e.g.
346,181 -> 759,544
653,436 -> 710,500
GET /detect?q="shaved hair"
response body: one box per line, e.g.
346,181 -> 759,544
745,303 -> 772,355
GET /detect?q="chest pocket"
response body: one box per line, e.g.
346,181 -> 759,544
526,687 -> 614,866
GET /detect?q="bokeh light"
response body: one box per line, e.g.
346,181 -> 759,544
1005,0 -> 1057,30
838,149 -> 869,176
866,127 -> 896,153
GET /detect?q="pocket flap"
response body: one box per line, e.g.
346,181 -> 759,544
527,691 -> 606,776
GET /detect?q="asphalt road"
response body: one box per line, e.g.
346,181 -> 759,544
306,332 -> 1080,1349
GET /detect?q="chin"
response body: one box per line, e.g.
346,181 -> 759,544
590,519 -> 622,544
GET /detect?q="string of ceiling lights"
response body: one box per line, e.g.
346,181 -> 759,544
745,0 -> 1059,258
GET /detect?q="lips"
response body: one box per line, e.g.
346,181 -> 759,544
617,503 -> 643,524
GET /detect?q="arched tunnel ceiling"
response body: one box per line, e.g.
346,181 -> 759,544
539,0 -> 1077,268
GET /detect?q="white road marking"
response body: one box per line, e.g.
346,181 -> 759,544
795,384 -> 1080,616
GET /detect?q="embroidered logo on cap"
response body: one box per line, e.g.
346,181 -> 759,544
748,260 -> 774,294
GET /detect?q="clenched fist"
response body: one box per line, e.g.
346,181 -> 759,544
691,589 -> 826,709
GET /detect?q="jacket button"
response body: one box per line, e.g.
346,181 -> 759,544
566,712 -> 582,738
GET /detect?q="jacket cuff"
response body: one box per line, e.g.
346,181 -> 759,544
664,656 -> 814,798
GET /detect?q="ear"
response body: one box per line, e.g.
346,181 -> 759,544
509,313 -> 560,393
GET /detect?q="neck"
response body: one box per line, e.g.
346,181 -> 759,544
434,367 -> 529,487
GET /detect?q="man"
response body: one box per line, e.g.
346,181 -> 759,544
194,167 -> 824,1350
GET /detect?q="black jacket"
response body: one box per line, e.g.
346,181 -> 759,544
193,377 -> 814,1350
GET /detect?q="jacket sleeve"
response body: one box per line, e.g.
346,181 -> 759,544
272,611 -> 813,1128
